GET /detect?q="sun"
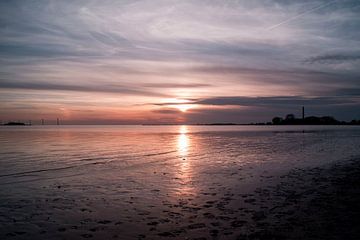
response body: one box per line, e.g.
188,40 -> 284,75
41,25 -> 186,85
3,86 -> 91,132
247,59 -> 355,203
176,104 -> 192,112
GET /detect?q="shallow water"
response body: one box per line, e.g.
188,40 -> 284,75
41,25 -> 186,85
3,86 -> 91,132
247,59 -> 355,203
1,125 -> 360,239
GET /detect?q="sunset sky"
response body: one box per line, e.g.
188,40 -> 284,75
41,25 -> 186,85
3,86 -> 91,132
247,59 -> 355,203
0,0 -> 359,124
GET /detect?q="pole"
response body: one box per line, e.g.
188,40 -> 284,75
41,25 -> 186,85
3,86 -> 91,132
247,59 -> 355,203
302,106 -> 305,120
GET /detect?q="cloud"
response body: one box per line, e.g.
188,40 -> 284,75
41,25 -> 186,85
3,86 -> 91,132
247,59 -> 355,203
331,88 -> 360,96
153,94 -> 360,112
0,43 -> 95,58
266,1 -> 336,30
184,102 -> 360,124
152,108 -> 180,114
0,0 -> 360,122
191,95 -> 359,107
304,53 -> 360,64
0,80 -> 170,97
143,83 -> 211,88
189,65 -> 334,79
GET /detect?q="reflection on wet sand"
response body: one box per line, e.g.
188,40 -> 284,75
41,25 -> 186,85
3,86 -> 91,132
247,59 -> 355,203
176,125 -> 194,195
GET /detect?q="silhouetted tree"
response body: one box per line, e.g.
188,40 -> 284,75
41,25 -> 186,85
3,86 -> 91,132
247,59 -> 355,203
269,113 -> 358,125
285,114 -> 295,120
272,117 -> 283,125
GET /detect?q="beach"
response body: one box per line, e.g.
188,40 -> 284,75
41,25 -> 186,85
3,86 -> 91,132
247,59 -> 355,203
0,125 -> 359,239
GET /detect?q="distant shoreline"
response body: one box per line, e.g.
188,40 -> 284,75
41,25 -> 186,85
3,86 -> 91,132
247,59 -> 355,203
2,123 -> 360,126
2,114 -> 359,126
142,123 -> 360,126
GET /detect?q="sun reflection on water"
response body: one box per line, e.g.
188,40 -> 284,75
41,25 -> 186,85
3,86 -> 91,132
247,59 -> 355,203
178,126 -> 188,156
176,125 -> 194,196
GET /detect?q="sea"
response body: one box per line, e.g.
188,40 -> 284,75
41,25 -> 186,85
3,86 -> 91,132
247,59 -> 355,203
0,125 -> 359,239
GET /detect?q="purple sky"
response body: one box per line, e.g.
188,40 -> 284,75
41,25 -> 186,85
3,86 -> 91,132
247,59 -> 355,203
0,0 -> 359,124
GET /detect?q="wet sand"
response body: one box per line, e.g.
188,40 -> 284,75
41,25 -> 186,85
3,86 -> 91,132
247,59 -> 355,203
1,157 -> 359,240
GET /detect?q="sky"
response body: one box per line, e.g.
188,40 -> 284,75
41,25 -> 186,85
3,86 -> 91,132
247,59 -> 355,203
0,0 -> 359,124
